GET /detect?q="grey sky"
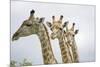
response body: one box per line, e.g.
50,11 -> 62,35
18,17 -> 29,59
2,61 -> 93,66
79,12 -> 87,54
11,1 -> 96,65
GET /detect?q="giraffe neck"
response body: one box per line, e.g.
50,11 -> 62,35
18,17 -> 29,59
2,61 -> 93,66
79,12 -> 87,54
58,32 -> 72,63
37,23 -> 57,64
71,37 -> 79,62
66,41 -> 74,63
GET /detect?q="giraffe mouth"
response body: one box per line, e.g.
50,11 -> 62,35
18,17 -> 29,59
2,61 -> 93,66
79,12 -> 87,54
51,33 -> 57,39
12,36 -> 19,41
12,33 -> 19,41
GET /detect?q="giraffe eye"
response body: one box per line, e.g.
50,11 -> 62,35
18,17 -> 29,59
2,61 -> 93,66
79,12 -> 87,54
50,28 -> 53,30
26,24 -> 32,26
72,34 -> 75,37
59,28 -> 62,30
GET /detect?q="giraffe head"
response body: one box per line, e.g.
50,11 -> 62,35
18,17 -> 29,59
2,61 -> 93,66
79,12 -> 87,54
65,22 -> 79,44
12,10 -> 45,41
46,15 -> 68,39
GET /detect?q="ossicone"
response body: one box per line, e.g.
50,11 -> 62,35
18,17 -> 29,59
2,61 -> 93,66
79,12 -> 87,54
39,17 -> 45,23
59,15 -> 63,20
30,9 -> 35,14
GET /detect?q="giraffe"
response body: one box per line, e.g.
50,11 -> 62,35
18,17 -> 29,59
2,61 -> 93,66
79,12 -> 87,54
46,15 -> 72,63
12,10 -> 57,64
65,22 -> 79,63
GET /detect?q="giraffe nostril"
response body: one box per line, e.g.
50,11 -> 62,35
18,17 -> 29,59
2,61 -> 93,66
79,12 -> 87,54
12,33 -> 19,39
14,33 -> 19,37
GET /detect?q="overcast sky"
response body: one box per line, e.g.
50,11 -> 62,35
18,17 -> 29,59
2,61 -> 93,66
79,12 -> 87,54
11,0 -> 96,65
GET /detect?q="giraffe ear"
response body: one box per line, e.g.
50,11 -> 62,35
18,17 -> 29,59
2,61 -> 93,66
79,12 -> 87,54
39,17 -> 45,23
63,21 -> 69,28
46,22 -> 52,27
75,29 -> 79,34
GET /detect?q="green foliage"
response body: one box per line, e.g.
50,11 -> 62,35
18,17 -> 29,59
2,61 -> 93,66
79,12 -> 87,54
20,58 -> 32,66
10,58 -> 32,67
10,60 -> 17,67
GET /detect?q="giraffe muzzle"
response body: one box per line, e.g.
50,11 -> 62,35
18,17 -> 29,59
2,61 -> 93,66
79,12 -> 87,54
12,33 -> 19,41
